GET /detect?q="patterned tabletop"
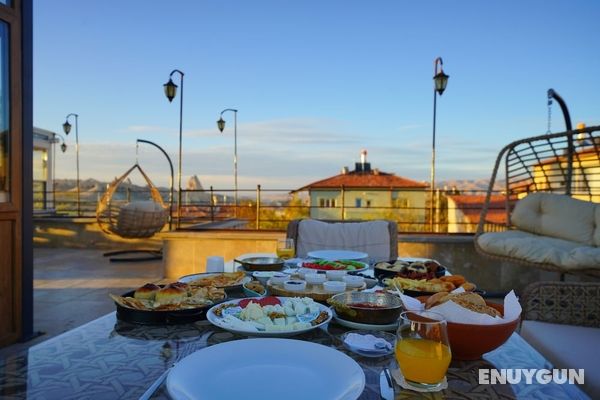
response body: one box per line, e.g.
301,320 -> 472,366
0,295 -> 589,400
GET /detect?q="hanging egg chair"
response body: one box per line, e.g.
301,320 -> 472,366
96,163 -> 168,239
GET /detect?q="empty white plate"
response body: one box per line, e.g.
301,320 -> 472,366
167,338 -> 366,400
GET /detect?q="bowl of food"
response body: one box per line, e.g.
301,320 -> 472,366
252,271 -> 277,286
374,259 -> 446,281
243,280 -> 267,297
418,292 -> 520,360
327,291 -> 403,325
235,257 -> 285,272
323,281 -> 347,293
305,273 -> 327,285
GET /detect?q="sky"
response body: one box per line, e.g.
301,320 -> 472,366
34,0 -> 600,191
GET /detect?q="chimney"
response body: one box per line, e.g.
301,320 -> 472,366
360,149 -> 367,164
373,168 -> 380,175
341,166 -> 349,174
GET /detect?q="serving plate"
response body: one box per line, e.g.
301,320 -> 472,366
206,296 -> 332,337
307,250 -> 368,261
301,260 -> 369,273
178,272 -> 251,290
113,287 -> 226,325
330,308 -> 399,332
167,338 -> 365,400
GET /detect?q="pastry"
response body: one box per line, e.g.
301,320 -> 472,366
155,285 -> 187,305
133,283 -> 160,300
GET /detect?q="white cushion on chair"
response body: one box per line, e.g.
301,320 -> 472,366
121,200 -> 164,212
521,320 -> 600,399
511,193 -> 596,246
477,230 -> 600,270
296,220 -> 392,262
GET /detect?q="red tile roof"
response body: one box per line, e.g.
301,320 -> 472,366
447,194 -> 508,225
294,171 -> 428,192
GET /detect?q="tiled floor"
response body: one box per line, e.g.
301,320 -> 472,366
0,247 -> 166,357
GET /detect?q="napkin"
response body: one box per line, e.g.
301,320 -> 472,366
400,290 -> 521,325
390,368 -> 448,393
344,333 -> 392,352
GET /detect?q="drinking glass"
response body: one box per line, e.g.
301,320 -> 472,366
206,256 -> 225,273
276,238 -> 295,260
395,311 -> 451,391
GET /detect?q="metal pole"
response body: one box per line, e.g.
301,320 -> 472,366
234,110 -> 238,217
136,139 -> 174,231
430,90 -> 437,232
256,184 -> 261,230
167,69 -> 185,228
75,115 -> 80,216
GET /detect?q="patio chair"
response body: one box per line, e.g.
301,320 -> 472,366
96,163 -> 168,261
474,125 -> 600,277
520,281 -> 600,398
286,219 -> 398,263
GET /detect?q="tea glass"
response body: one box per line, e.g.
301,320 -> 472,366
395,311 -> 451,391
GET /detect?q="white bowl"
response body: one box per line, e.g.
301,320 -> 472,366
323,281 -> 347,293
343,275 -> 365,288
305,273 -> 327,285
284,280 -> 307,292
252,271 -> 276,286
326,270 -> 347,281
270,273 -> 290,285
296,268 -> 313,279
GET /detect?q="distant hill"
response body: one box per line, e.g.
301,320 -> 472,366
437,179 -> 504,193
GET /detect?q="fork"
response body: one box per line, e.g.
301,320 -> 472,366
138,330 -> 214,400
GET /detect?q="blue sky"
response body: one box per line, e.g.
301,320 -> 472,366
34,0 -> 600,190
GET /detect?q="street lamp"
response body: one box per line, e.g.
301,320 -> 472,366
430,57 -> 449,231
63,113 -> 81,216
163,69 -> 184,227
217,108 -> 238,216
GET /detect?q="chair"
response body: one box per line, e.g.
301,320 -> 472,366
286,219 -> 398,263
96,163 -> 168,262
520,281 -> 600,398
475,125 -> 600,277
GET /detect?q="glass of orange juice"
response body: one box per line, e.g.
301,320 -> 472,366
395,311 -> 451,391
276,238 -> 295,260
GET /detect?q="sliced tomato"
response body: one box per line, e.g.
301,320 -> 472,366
238,296 -> 281,308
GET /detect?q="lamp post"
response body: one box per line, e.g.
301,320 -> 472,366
51,133 -> 67,211
217,108 -> 238,216
62,113 -> 80,216
430,57 -> 449,232
163,69 -> 184,228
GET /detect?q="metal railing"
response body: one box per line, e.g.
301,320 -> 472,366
34,184 -> 507,234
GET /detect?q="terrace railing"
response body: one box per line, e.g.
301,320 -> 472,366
35,184 -> 505,234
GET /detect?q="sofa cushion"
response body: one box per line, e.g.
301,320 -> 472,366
477,230 -> 600,270
296,220 -> 392,262
511,193 -> 596,246
521,320 -> 600,399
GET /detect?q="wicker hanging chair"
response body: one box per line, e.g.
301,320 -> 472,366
97,163 -> 168,239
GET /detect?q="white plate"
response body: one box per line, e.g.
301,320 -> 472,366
178,272 -> 251,289
206,296 -> 332,337
307,250 -> 369,261
331,308 -> 398,332
167,338 -> 365,400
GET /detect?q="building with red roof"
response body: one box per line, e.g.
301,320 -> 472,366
293,150 -> 428,224
447,194 -> 508,233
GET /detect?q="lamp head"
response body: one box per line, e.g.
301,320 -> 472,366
217,117 -> 226,132
433,70 -> 449,95
60,142 -> 67,153
62,120 -> 72,135
164,78 -> 178,102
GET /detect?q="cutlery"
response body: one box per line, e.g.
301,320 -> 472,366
138,331 -> 214,400
379,368 -> 394,400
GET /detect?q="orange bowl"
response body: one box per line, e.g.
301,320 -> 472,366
417,297 -> 520,360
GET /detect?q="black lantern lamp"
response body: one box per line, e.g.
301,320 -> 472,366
63,120 -> 72,135
60,142 -> 67,153
217,117 -> 226,132
433,69 -> 449,95
163,78 -> 178,102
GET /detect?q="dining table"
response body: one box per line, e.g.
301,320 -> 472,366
0,256 -> 590,400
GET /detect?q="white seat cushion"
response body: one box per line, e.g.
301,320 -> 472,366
521,320 -> 600,398
477,230 -> 600,270
512,193 -> 596,245
121,200 -> 164,212
296,220 -> 391,262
